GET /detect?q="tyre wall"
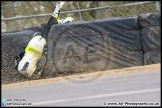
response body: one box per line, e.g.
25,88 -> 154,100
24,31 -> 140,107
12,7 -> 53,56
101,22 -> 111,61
138,13 -> 161,65
44,16 -> 143,77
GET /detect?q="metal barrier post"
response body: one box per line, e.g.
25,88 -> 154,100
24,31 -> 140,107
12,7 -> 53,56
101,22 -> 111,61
77,1 -> 82,21
156,1 -> 160,12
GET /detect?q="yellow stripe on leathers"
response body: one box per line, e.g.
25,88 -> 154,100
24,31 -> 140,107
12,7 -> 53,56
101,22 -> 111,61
25,35 -> 46,58
52,13 -> 61,24
25,46 -> 41,57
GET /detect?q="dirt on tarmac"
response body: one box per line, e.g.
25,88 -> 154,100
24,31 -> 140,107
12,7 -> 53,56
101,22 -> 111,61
2,63 -> 160,88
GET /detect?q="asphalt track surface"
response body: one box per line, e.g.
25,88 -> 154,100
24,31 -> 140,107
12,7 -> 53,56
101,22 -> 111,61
2,69 -> 161,107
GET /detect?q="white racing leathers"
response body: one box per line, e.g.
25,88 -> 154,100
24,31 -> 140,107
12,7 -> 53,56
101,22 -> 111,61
18,35 -> 46,77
